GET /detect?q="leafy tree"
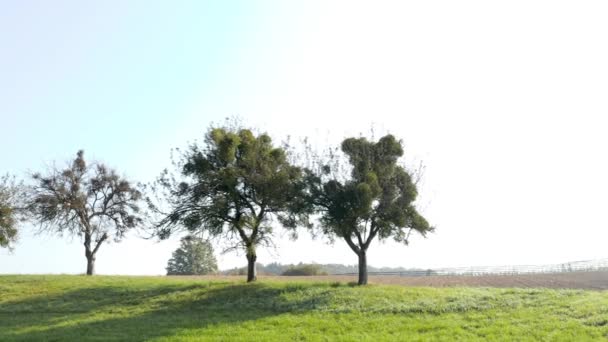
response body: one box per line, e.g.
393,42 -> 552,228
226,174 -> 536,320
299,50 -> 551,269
166,236 -> 218,275
151,125 -> 308,282
0,174 -> 26,250
29,150 -> 144,275
305,134 -> 433,285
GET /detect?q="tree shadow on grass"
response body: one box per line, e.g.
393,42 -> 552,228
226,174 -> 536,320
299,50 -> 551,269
0,281 -> 335,341
0,282 -> 203,338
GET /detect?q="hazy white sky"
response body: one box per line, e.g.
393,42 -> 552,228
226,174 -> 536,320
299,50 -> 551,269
1,1 -> 607,275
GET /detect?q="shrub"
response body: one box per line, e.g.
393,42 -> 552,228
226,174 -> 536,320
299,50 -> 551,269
281,264 -> 328,276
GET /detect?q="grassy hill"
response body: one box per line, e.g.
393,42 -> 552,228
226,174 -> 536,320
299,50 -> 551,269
1,275 -> 607,341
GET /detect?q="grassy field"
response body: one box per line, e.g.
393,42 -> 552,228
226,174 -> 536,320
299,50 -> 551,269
1,275 -> 607,341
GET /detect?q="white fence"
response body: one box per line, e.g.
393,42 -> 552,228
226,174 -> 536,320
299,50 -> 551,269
338,258 -> 608,277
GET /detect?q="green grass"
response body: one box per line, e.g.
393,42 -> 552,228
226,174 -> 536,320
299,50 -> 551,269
1,276 -> 607,341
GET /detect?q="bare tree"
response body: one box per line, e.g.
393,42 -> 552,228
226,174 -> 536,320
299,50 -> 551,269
29,150 -> 144,275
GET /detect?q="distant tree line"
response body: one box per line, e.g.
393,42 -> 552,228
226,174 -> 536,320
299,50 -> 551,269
222,263 -> 328,276
1,119 -> 432,285
220,262 -> 435,277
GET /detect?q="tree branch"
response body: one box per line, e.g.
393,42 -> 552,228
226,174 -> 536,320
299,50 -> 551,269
92,232 -> 108,255
363,222 -> 378,250
344,234 -> 361,254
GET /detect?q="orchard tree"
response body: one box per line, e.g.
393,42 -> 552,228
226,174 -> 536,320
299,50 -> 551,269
0,174 -> 26,250
151,125 -> 308,282
29,150 -> 144,275
166,236 -> 218,275
305,134 -> 432,285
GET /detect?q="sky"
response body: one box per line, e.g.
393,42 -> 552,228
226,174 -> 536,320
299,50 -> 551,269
1,1 -> 607,275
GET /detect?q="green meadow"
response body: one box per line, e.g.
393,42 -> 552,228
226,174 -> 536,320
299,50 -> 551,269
1,275 -> 607,341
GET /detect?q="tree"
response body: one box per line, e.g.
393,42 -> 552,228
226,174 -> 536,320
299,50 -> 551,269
305,134 -> 433,285
151,125 -> 308,282
0,174 -> 26,250
166,235 -> 218,275
29,150 -> 144,275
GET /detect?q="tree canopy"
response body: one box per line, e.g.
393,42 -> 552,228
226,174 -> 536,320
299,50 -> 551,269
305,134 -> 432,284
152,125 -> 308,282
28,150 -> 144,275
0,174 -> 26,250
166,235 -> 218,275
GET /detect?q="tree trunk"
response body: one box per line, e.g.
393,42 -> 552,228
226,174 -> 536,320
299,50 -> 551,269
84,233 -> 95,276
358,250 -> 368,285
86,252 -> 96,276
246,251 -> 257,282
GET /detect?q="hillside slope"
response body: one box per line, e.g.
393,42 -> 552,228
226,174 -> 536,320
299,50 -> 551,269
1,275 -> 607,341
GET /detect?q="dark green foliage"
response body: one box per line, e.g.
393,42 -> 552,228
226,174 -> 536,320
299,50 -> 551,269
166,236 -> 218,275
305,134 -> 433,284
281,264 -> 328,276
28,151 -> 144,275
0,174 -> 25,249
152,124 -> 308,282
